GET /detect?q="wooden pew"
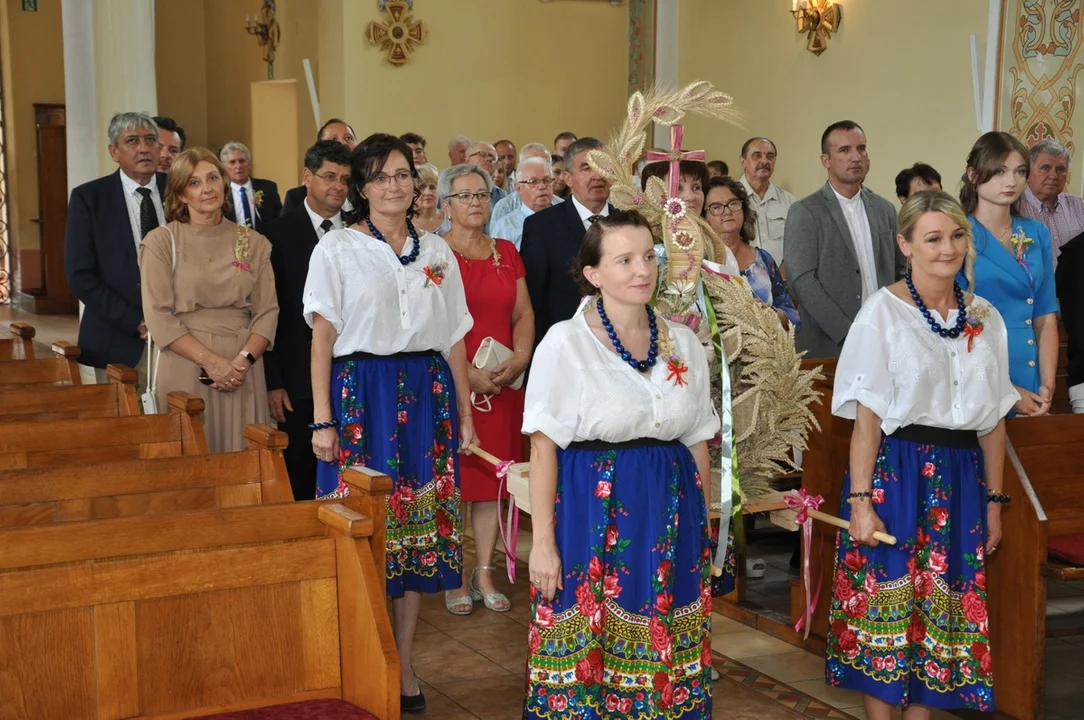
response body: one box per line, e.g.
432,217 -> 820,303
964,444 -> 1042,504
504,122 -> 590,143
0,500 -> 399,719
0,322 -> 36,359
0,391 -> 208,469
0,363 -> 140,422
0,424 -> 292,528
0,340 -> 81,386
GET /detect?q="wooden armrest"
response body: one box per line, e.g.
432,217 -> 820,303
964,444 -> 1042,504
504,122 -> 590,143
51,341 -> 80,359
1044,559 -> 1084,581
319,503 -> 374,537
243,423 -> 289,451
9,322 -> 35,339
343,466 -> 394,495
105,363 -> 138,385
167,391 -> 205,415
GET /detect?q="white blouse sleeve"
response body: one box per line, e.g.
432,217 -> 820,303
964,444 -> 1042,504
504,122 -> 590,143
832,307 -> 893,424
521,326 -> 581,448
677,326 -> 721,446
440,248 -> 473,348
980,307 -> 1020,436
302,242 -> 344,333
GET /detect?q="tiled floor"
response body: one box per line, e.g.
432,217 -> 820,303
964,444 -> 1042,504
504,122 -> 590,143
0,304 -> 79,349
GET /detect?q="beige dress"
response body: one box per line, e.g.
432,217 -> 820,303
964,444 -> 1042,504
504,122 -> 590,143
139,219 -> 278,453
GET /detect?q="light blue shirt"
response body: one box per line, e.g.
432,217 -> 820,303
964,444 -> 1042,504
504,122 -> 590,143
491,202 -> 534,250
492,191 -> 564,225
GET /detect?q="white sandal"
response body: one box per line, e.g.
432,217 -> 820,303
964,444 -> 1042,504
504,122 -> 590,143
746,557 -> 767,579
445,590 -> 474,615
469,566 -> 511,612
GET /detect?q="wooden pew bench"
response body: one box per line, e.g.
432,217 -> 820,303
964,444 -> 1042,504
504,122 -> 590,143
0,322 -> 36,360
0,500 -> 399,719
0,363 -> 140,422
0,391 -> 208,469
0,339 -> 81,386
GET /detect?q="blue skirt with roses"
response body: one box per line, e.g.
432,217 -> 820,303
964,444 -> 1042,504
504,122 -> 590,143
524,441 -> 713,720
316,352 -> 463,597
825,433 -> 994,711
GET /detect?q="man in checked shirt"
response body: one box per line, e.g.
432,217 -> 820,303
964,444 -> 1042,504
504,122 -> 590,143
1021,139 -> 1084,268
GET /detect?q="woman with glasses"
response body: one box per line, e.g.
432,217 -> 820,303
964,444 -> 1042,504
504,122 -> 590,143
704,176 -> 799,330
438,163 -> 534,616
412,163 -> 444,234
304,133 -> 478,714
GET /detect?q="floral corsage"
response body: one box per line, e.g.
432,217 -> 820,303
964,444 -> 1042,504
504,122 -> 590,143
963,299 -> 990,353
233,225 -> 251,273
422,261 -> 446,287
1009,227 -> 1035,287
656,326 -> 689,387
252,189 -> 265,209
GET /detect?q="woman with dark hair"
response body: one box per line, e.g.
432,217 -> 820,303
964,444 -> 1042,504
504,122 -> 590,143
960,131 -> 1058,416
304,133 -> 477,713
524,210 -> 717,718
704,176 -> 799,330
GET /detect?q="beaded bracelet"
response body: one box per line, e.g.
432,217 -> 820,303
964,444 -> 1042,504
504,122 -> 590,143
986,492 -> 1011,504
847,491 -> 873,500
308,420 -> 339,431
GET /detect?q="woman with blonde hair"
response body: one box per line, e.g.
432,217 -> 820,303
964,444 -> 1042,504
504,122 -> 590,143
139,147 -> 278,452
412,163 -> 444,234
825,190 -> 1016,716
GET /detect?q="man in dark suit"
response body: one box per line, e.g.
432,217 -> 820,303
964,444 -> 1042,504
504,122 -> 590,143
65,112 -> 167,389
221,141 -> 282,233
521,136 -> 612,344
281,118 -> 357,215
263,140 -> 351,501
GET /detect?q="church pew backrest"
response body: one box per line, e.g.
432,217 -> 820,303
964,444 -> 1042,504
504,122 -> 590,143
0,340 -> 81,386
0,501 -> 399,719
0,363 -> 140,423
0,322 -> 36,360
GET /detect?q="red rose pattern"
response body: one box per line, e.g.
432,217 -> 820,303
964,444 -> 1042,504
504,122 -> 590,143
922,462 -> 936,478
928,506 -> 949,529
594,480 -> 611,498
587,556 -> 603,583
961,590 -> 988,626
843,549 -> 867,573
604,524 -> 619,550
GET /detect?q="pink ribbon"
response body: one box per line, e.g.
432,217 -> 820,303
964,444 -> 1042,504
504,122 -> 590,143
644,125 -> 706,197
232,260 -> 251,272
495,460 -> 519,583
785,488 -> 824,639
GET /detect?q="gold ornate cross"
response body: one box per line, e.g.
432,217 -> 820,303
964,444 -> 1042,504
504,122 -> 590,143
366,1 -> 429,66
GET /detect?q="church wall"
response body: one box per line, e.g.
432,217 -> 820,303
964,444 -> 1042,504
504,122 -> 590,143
156,0 -> 208,149
677,0 -> 993,206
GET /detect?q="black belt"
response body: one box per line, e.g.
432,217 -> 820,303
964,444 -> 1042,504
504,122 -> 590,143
333,349 -> 440,364
568,438 -> 681,451
889,424 -> 979,449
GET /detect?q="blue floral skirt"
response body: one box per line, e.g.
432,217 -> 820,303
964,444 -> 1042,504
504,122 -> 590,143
825,433 -> 994,711
524,440 -> 713,720
316,352 -> 463,597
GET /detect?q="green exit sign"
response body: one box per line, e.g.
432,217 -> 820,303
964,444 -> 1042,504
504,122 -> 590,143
21,0 -> 38,11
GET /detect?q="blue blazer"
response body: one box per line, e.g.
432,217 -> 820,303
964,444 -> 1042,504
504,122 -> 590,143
64,169 -> 167,368
962,215 -> 1058,394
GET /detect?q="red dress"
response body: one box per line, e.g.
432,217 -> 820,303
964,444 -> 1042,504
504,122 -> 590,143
455,239 -> 526,502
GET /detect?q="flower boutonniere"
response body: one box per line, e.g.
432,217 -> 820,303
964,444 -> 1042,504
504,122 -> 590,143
1009,227 -> 1035,286
233,225 -> 252,273
252,189 -> 265,209
666,356 -> 689,387
422,261 -> 447,287
963,299 -> 990,353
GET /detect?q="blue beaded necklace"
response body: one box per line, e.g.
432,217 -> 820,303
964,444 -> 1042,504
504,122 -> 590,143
596,297 -> 659,372
365,215 -> 421,266
905,268 -> 966,338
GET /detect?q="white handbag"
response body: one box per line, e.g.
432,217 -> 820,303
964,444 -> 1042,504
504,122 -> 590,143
140,226 -> 176,415
471,337 -> 523,412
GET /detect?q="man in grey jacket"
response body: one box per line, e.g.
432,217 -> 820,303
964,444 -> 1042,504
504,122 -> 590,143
783,120 -> 906,358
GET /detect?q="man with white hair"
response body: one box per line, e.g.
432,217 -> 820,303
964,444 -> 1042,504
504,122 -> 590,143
65,111 -> 167,388
447,134 -> 470,166
1022,139 -> 1084,260
490,142 -> 562,224
221,141 -> 282,233
491,157 -> 555,249
466,141 -> 507,207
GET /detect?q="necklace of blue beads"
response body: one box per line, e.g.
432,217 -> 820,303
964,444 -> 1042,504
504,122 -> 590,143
596,296 -> 659,371
365,215 -> 421,265
905,268 -> 966,338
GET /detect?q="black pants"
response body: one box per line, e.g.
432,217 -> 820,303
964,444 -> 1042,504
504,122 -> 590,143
279,396 -> 317,501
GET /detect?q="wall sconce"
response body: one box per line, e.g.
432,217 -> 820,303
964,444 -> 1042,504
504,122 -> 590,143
245,0 -> 282,79
791,0 -> 842,56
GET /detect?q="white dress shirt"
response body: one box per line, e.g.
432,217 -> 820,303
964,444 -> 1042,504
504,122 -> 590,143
231,180 -> 259,226
491,202 -> 533,250
833,289 -> 1018,436
522,311 -> 719,448
571,195 -> 610,231
119,171 -> 165,250
832,187 -> 878,301
739,176 -> 795,265
303,229 -> 473,358
303,198 -> 342,238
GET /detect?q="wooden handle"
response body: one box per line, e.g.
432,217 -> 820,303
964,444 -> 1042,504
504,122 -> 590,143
467,444 -> 503,466
807,508 -> 897,545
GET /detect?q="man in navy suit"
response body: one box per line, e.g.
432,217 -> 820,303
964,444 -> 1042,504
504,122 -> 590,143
65,112 -> 167,389
521,136 -> 612,345
221,142 -> 283,234
262,140 -> 351,501
281,119 -> 357,215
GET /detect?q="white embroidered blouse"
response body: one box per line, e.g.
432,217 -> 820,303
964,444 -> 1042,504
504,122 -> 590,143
303,228 -> 473,357
522,311 -> 720,449
832,288 -> 1019,436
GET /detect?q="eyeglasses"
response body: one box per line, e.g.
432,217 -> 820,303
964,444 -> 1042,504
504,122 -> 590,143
518,177 -> 555,188
369,171 -> 414,188
707,200 -> 743,216
314,172 -> 351,186
468,151 -> 498,162
449,191 -> 492,204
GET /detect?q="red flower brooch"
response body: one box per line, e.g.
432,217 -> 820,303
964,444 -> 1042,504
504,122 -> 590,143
422,261 -> 446,287
666,356 -> 688,387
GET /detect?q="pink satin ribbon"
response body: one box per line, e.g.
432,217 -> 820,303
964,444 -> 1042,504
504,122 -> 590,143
785,488 -> 824,639
644,125 -> 706,197
495,460 -> 518,583
232,260 -> 250,272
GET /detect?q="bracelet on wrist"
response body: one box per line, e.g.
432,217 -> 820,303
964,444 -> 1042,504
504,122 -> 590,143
308,420 -> 339,431
847,491 -> 873,500
986,492 -> 1011,504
